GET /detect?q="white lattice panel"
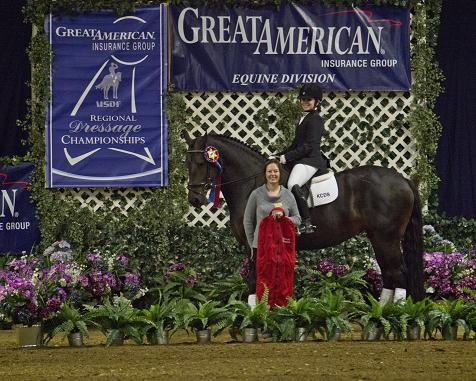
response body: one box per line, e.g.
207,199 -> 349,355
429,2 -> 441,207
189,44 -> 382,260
59,90 -> 415,225
184,91 -> 415,227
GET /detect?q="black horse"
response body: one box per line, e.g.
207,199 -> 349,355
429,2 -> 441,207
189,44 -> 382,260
183,132 -> 425,301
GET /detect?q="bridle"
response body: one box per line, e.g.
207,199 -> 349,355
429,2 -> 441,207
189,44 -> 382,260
186,146 -> 262,199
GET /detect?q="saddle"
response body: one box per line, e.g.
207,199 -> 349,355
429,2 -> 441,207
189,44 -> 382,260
301,169 -> 338,208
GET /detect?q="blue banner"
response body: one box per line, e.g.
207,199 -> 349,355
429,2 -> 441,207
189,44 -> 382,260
46,6 -> 168,187
171,4 -> 410,92
0,163 -> 40,254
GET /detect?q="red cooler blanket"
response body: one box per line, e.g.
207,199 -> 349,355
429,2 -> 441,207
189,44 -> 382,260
256,208 -> 296,306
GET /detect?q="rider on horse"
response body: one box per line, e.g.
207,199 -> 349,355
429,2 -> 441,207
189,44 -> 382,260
278,83 -> 327,235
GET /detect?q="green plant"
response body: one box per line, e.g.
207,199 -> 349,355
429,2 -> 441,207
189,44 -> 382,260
427,299 -> 471,340
206,274 -> 249,304
224,291 -> 271,339
270,296 -> 317,341
302,267 -> 367,303
140,292 -> 178,345
314,292 -> 352,341
43,303 -> 91,345
150,263 -> 207,304
398,297 -> 432,331
178,300 -> 229,333
85,296 -> 144,346
355,295 -> 393,340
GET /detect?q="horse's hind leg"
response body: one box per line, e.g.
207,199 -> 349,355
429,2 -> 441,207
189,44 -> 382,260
368,234 -> 407,304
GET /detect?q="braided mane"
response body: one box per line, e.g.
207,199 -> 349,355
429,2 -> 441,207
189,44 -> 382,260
207,134 -> 266,160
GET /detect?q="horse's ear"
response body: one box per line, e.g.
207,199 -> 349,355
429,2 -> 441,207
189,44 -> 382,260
181,130 -> 192,146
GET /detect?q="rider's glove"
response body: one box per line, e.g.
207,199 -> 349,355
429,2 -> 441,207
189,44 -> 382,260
279,155 -> 286,165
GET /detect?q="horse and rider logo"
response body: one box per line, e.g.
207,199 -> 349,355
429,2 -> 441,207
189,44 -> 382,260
95,62 -> 122,100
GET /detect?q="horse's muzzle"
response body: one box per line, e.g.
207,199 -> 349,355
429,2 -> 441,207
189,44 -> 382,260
188,192 -> 208,207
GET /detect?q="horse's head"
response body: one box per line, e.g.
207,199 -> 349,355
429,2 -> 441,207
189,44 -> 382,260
182,130 -> 222,207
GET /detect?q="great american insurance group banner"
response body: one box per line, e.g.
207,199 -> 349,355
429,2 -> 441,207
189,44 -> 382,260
45,6 -> 168,187
0,163 -> 40,254
171,3 -> 411,92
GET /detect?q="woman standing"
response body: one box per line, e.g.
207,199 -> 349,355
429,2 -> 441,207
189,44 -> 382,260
279,83 -> 327,234
243,159 -> 301,307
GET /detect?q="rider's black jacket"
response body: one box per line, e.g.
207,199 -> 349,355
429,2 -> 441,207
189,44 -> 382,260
280,109 -> 327,170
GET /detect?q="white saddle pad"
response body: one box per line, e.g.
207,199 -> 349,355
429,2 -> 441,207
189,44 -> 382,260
307,172 -> 338,207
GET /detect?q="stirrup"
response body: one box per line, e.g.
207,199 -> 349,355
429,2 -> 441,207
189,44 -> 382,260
298,221 -> 316,235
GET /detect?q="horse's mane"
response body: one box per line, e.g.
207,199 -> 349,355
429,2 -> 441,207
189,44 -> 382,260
206,133 -> 266,161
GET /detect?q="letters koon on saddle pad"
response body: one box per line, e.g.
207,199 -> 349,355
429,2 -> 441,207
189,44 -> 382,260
307,171 -> 338,207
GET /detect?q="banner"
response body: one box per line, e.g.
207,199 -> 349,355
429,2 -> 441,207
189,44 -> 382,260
46,6 -> 168,187
171,4 -> 410,92
0,163 -> 40,254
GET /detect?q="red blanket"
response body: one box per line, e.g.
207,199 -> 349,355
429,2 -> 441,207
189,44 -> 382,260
256,208 -> 296,306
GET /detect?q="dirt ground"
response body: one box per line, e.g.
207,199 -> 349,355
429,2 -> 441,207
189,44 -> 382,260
0,328 -> 474,381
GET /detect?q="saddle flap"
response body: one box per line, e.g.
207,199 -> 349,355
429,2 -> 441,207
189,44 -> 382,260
307,173 -> 338,207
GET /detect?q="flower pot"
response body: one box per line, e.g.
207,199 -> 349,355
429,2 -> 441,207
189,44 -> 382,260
109,335 -> 125,346
442,326 -> 458,341
67,332 -> 84,347
196,329 -> 211,344
243,328 -> 258,343
364,326 -> 383,341
406,325 -> 421,341
295,327 -> 308,342
157,331 -> 169,345
327,328 -> 341,342
17,324 -> 42,348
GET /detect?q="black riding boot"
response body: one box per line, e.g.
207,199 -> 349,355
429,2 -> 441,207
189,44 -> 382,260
291,185 -> 316,234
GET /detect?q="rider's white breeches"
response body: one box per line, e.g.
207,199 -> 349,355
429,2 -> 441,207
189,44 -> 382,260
287,164 -> 318,188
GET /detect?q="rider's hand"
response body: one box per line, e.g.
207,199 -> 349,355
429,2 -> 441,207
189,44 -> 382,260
279,155 -> 286,165
272,210 -> 284,220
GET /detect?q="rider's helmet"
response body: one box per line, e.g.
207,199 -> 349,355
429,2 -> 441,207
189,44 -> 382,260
298,83 -> 323,102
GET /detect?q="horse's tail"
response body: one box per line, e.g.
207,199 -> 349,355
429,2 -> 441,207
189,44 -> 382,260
402,179 -> 425,301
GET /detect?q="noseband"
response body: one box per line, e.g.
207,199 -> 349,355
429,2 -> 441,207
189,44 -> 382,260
186,149 -> 215,197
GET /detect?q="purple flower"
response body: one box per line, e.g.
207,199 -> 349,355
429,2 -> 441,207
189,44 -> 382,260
169,263 -> 185,272
363,268 -> 384,295
334,264 -> 348,278
318,259 -> 334,274
124,272 -> 139,286
239,257 -> 250,280
116,255 -> 129,267
185,275 -> 197,286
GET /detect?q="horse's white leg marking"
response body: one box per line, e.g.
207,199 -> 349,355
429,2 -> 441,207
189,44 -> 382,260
247,294 -> 256,309
393,288 -> 406,303
379,288 -> 395,306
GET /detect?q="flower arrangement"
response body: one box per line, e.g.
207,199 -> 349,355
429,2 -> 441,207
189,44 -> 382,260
0,241 -> 142,326
302,259 -> 367,302
424,251 -> 476,300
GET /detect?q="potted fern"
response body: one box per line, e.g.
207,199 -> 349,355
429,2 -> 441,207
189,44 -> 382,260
226,292 -> 271,343
427,299 -> 470,340
178,300 -> 229,343
85,296 -> 144,346
270,296 -> 317,342
140,292 -> 178,345
355,295 -> 392,341
314,292 -> 352,341
398,297 -> 432,340
46,303 -> 91,347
